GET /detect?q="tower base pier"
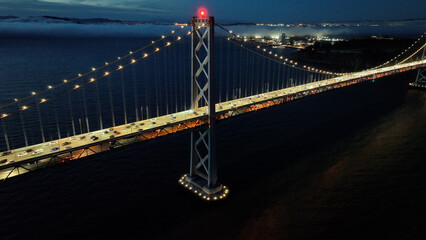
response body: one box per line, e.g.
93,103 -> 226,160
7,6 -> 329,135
179,174 -> 229,201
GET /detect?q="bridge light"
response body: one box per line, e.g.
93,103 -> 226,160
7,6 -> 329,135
40,98 -> 47,103
198,8 -> 207,18
63,79 -> 68,83
74,84 -> 80,89
2,113 -> 8,118
21,106 -> 28,110
131,59 -> 136,63
48,85 -> 53,89
14,98 -> 18,102
89,78 -> 95,82
92,67 -> 96,71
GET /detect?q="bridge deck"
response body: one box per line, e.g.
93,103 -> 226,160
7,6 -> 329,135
1,60 -> 425,179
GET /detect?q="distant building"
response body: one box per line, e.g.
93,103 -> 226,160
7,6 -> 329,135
281,33 -> 287,44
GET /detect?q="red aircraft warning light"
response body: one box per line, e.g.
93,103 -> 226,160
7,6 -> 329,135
198,8 -> 207,18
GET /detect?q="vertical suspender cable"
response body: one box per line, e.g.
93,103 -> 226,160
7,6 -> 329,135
132,63 -> 139,122
107,74 -> 115,127
68,92 -> 76,136
154,48 -> 160,117
245,47 -> 249,97
95,74 -> 103,129
81,78 -> 90,132
251,48 -> 255,96
143,55 -> 150,119
2,118 -> 10,151
173,38 -> 178,113
163,46 -> 169,115
54,99 -> 61,139
120,69 -> 128,125
36,99 -> 45,143
219,37 -> 223,103
20,111 -> 28,147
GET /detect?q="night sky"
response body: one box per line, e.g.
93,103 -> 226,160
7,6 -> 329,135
0,0 -> 425,23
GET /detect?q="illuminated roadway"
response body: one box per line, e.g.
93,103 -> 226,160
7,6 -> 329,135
1,59 -> 425,179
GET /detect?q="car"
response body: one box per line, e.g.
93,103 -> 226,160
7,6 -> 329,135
32,149 -> 43,156
126,125 -> 131,129
109,135 -> 114,139
138,129 -> 144,132
17,152 -> 28,157
90,136 -> 99,141
1,151 -> 12,156
65,146 -> 72,150
113,131 -> 121,135
139,123 -> 145,126
51,147 -> 59,152
131,122 -> 136,126
103,130 -> 109,134
25,149 -> 33,153
62,142 -> 71,146
0,159 -> 7,164
79,136 -> 86,140
6,160 -> 14,164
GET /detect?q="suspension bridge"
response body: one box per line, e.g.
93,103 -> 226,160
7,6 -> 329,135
0,13 -> 425,201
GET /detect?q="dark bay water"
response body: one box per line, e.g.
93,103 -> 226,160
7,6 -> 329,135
0,35 -> 425,240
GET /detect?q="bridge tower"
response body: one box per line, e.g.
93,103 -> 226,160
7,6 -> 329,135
410,36 -> 426,89
179,14 -> 229,201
